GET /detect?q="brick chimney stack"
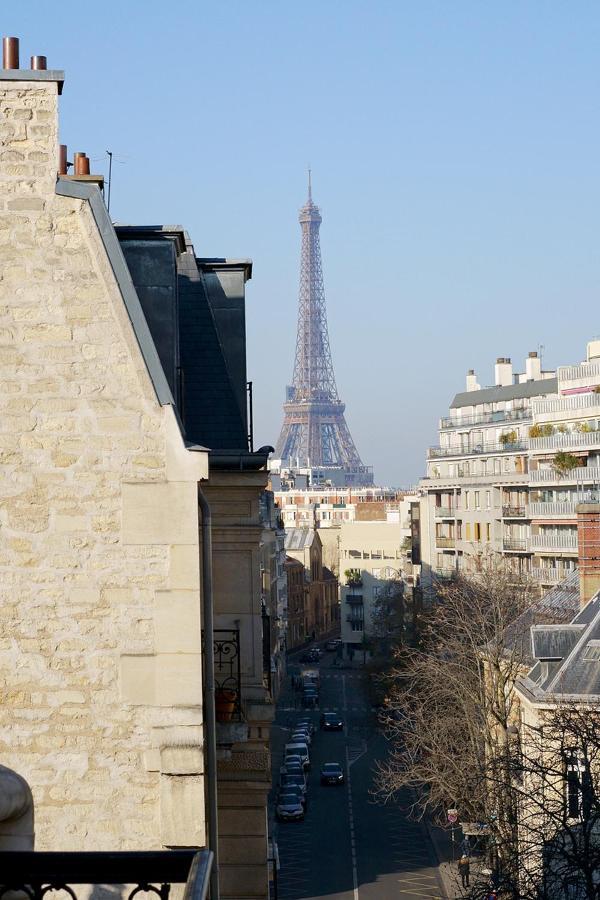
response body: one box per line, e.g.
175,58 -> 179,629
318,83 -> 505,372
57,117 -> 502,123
577,503 -> 600,607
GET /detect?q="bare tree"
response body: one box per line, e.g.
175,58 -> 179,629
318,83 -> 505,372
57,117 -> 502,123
463,703 -> 600,900
376,559 -> 535,885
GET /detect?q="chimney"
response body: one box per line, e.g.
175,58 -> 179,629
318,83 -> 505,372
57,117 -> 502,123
0,36 -> 64,196
495,357 -> 513,387
525,351 -> 541,381
465,369 -> 479,392
577,503 -> 600,608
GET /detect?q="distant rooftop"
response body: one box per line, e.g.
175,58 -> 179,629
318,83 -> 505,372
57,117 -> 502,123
451,377 -> 558,410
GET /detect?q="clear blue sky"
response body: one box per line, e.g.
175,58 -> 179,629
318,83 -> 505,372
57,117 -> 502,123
9,2 -> 600,484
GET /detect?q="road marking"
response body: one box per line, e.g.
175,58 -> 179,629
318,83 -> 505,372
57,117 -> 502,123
345,743 -> 359,900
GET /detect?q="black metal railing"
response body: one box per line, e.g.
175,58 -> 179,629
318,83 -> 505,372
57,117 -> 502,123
213,628 -> 242,722
262,607 -> 272,695
503,538 -> 529,552
0,849 -> 212,900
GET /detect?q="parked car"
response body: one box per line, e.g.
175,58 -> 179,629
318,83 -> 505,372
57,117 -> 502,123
280,758 -> 307,782
276,792 -> 305,821
302,689 -> 318,708
279,783 -> 307,810
325,639 -> 342,652
285,742 -> 310,770
291,729 -> 312,746
280,773 -> 307,797
296,717 -> 315,736
320,762 -> 345,785
320,711 -> 344,731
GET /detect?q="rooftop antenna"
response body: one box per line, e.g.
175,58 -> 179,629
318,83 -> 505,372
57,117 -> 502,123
538,343 -> 545,369
307,166 -> 312,203
106,150 -> 113,214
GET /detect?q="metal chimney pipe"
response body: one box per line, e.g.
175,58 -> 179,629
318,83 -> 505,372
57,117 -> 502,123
58,145 -> 68,176
30,55 -> 47,70
3,37 -> 19,70
74,154 -> 90,176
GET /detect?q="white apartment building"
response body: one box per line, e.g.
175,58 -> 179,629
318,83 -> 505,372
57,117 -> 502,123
420,341 -> 600,592
338,515 -> 411,656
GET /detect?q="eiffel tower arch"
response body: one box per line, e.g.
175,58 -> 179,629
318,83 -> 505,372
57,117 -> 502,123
274,174 -> 374,487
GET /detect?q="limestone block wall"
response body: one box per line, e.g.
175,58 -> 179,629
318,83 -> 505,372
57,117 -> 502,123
0,77 -> 208,851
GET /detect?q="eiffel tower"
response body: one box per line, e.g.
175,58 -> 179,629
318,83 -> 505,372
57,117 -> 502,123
274,174 -> 373,487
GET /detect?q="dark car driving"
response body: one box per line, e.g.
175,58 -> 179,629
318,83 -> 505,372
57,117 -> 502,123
320,762 -> 345,785
320,711 -> 344,731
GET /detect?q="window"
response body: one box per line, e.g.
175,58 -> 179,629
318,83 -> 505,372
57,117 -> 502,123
373,586 -> 382,598
564,755 -> 592,820
464,491 -> 470,510
486,523 -> 491,542
474,522 -> 481,542
474,491 -> 480,510
465,523 -> 471,541
486,491 -> 491,509
372,568 -> 381,579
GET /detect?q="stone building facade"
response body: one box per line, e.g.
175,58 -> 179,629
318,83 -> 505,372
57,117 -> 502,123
0,57 -> 274,899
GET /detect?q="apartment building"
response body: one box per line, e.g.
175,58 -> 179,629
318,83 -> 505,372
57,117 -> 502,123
272,482 -> 403,529
339,514 -> 410,657
419,341 -> 600,591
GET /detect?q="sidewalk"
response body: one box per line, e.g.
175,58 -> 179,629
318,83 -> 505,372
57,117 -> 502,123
425,818 -> 490,899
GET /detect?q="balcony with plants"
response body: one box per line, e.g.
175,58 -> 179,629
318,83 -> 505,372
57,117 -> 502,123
439,408 -> 531,430
529,420 -> 600,453
428,430 -> 528,459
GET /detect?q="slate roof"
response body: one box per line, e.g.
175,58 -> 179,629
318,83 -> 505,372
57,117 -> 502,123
450,377 -> 558,410
502,569 -> 581,664
285,529 -> 316,551
177,244 -> 248,451
519,578 -> 600,699
114,226 -> 249,452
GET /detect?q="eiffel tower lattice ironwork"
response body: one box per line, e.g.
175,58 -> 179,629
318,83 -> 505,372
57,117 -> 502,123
275,174 -> 373,484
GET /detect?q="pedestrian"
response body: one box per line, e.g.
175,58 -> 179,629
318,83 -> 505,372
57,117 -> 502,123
458,854 -> 470,889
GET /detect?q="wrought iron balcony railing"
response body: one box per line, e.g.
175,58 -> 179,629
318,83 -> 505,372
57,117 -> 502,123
0,849 -> 212,900
213,628 -> 242,722
502,538 -> 529,552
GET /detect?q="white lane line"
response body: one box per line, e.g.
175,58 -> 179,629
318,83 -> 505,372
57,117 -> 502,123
345,743 -> 359,900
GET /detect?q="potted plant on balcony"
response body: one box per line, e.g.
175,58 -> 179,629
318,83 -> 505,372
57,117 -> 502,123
215,688 -> 238,722
499,429 -> 518,447
345,568 -> 362,587
552,451 -> 579,477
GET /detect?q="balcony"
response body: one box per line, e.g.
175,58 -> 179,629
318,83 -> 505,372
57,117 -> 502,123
440,409 -> 532,430
434,567 -> 457,580
532,391 -> 600,418
502,505 -> 527,518
346,594 -> 364,604
530,531 -> 578,552
529,431 -> 600,453
435,536 -> 456,549
557,360 -> 600,383
530,566 -> 569,584
502,538 -> 529,552
213,628 -> 242,722
434,506 -> 456,517
530,466 -> 600,484
529,501 -> 578,518
425,470 -> 529,486
0,850 -> 212,900
428,440 -> 528,459
346,615 -> 364,628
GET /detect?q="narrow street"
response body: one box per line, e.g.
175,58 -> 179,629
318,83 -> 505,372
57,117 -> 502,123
270,651 -> 446,900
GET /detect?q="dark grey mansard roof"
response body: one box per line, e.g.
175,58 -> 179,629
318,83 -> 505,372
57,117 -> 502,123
502,569 -> 581,665
521,589 -> 600,698
451,377 -> 558,410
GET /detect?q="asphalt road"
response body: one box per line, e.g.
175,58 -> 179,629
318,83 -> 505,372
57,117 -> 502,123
270,652 -> 446,900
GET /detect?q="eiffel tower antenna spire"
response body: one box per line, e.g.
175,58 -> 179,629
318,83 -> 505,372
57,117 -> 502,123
274,176 -> 373,487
